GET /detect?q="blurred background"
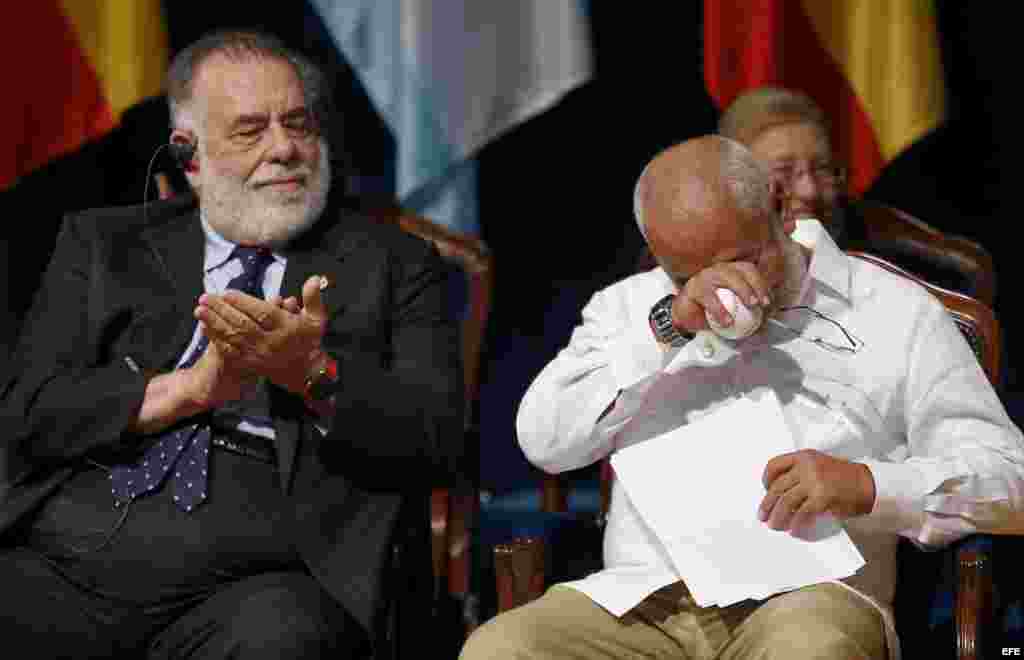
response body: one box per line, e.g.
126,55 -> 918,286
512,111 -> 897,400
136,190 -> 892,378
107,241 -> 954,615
1,0 -> 1018,503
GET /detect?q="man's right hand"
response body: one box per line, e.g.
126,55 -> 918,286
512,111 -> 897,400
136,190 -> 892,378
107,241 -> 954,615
670,261 -> 772,334
130,336 -> 254,436
184,293 -> 303,410
185,336 -> 258,410
181,294 -> 301,414
195,275 -> 329,397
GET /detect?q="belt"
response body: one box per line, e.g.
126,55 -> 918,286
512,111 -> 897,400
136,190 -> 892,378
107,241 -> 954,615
210,428 -> 277,464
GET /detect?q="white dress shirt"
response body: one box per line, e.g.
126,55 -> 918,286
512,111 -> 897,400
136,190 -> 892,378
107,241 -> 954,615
516,221 -> 1024,659
176,217 -> 287,439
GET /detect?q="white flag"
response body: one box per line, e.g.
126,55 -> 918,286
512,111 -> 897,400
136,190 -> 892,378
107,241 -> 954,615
309,0 -> 593,234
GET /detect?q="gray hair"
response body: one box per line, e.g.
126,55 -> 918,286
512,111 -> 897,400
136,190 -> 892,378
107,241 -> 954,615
718,86 -> 829,147
720,138 -> 773,217
167,30 -> 332,138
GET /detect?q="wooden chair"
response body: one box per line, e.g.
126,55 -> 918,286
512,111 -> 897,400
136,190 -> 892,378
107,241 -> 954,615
367,206 -> 495,637
494,251 -> 1001,660
849,200 -> 997,308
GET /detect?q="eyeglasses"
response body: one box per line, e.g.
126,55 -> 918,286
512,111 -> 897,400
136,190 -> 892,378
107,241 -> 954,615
765,305 -> 863,355
769,161 -> 846,188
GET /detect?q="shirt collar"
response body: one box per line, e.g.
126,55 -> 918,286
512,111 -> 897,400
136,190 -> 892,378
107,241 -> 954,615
199,212 -> 286,273
790,218 -> 852,304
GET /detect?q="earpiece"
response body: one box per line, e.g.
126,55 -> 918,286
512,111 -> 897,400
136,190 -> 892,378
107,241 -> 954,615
142,136 -> 194,222
168,138 -> 197,171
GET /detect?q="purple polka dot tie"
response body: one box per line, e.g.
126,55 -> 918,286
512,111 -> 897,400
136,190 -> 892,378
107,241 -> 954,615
110,246 -> 274,512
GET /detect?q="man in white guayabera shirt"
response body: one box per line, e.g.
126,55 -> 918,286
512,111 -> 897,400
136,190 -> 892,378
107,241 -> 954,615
460,135 -> 1024,660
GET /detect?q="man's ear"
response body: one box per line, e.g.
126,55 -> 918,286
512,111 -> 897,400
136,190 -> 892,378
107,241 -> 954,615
169,130 -> 198,173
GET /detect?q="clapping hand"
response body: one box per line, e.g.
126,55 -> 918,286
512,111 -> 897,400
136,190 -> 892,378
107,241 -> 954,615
195,275 -> 329,396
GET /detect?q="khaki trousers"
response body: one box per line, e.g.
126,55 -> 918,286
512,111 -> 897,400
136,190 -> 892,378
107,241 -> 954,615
460,581 -> 887,660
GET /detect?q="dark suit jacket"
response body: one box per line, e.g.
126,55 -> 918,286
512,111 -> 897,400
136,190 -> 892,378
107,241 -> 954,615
0,193 -> 464,636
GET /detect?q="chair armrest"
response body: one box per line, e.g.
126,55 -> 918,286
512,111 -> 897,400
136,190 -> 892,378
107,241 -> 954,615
542,474 -> 568,513
539,460 -> 614,515
853,200 -> 997,306
957,535 -> 995,660
494,537 -> 547,612
447,488 -> 477,598
430,489 -> 450,599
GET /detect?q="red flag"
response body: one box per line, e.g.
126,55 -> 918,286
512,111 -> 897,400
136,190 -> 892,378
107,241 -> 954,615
1,1 -> 167,190
704,0 -> 945,196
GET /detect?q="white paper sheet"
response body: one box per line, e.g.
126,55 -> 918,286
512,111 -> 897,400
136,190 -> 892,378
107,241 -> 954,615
561,564 -> 681,617
609,391 -> 865,607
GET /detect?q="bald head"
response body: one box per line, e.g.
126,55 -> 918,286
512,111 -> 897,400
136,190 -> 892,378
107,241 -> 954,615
635,135 -> 772,236
634,136 -> 778,280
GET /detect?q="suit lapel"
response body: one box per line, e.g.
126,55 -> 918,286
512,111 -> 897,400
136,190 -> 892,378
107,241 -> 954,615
278,227 -> 366,304
140,210 -> 207,368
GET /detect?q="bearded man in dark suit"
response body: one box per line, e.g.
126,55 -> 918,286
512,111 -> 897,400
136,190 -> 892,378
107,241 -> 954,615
0,29 -> 462,659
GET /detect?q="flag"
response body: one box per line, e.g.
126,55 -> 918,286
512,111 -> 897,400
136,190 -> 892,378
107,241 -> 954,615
308,1 -> 593,234
703,0 -> 945,196
1,1 -> 168,190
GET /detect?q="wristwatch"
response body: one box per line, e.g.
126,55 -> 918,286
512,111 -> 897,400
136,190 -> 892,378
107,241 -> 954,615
648,294 -> 695,348
304,353 -> 341,401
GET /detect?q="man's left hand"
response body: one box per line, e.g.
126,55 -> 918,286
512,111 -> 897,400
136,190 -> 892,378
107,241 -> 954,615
195,275 -> 328,396
759,449 -> 876,533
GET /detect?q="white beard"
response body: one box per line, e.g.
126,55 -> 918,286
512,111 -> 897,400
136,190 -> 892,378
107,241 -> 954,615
199,142 -> 330,247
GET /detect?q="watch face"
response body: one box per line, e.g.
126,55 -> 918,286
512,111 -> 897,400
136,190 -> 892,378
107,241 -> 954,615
650,296 -> 676,340
308,378 -> 332,400
306,366 -> 340,400
305,371 -> 330,400
649,294 -> 693,347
